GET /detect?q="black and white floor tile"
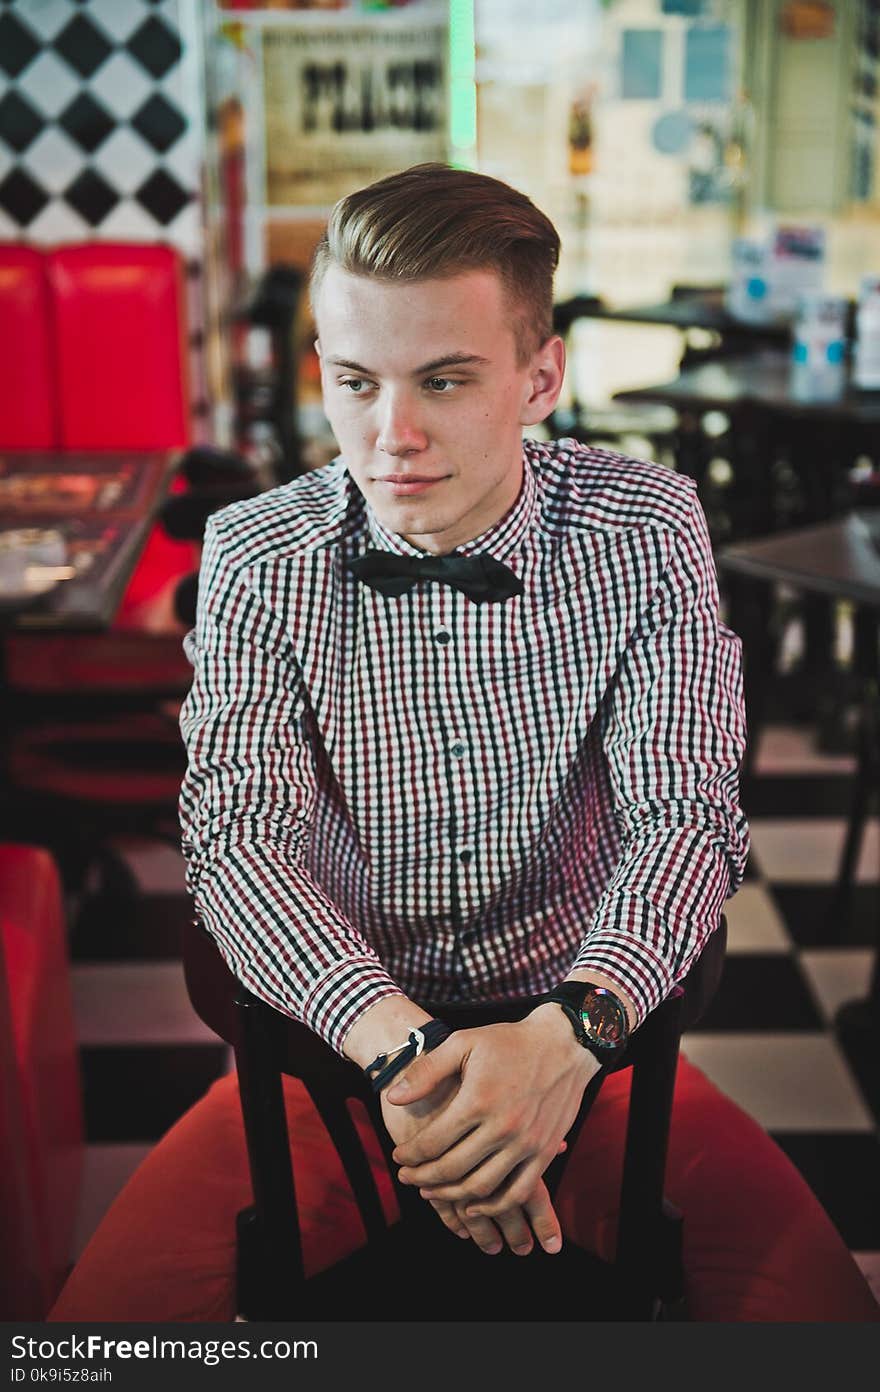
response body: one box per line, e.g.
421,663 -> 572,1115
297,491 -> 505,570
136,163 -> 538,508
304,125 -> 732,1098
66,722 -> 880,1309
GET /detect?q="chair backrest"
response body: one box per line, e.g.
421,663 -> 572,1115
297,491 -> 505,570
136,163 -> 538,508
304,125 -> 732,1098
47,243 -> 191,451
183,917 -> 726,1279
0,246 -> 57,448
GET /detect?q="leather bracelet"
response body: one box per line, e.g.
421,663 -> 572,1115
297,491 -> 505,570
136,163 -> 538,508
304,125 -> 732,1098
365,1019 -> 453,1094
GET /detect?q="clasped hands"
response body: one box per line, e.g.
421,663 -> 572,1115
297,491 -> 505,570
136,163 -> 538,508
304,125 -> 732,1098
379,1010 -> 600,1257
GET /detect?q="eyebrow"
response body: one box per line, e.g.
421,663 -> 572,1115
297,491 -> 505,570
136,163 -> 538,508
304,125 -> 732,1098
326,352 -> 490,375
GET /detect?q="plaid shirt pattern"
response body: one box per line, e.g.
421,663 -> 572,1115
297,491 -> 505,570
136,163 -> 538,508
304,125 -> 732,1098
179,439 -> 749,1055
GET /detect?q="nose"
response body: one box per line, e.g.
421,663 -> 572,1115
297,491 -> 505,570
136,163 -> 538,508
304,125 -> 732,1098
375,390 -> 428,456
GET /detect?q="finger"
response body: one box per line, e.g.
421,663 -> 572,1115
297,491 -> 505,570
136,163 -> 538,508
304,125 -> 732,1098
416,1144 -> 526,1204
384,1038 -> 463,1106
398,1128 -> 497,1188
522,1183 -> 563,1255
397,1128 -> 563,1178
492,1205 -> 534,1256
462,1156 -> 548,1218
428,1198 -> 471,1240
449,1207 -> 504,1256
392,1112 -> 481,1171
422,1196 -> 502,1252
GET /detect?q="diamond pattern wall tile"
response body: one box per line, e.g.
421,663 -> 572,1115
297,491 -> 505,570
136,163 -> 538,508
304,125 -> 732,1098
82,0 -> 147,45
9,1 -> 76,45
131,91 -> 185,153
0,13 -> 40,78
0,165 -> 49,225
93,125 -> 156,194
0,203 -> 21,239
28,195 -> 89,242
18,51 -> 79,116
99,196 -> 164,242
53,13 -> 113,80
162,198 -> 201,257
25,125 -> 85,193
89,51 -> 152,118
135,166 -> 189,225
0,89 -> 46,153
58,90 -> 114,153
64,164 -> 120,224
0,0 -> 201,253
161,128 -> 199,187
125,16 -> 181,80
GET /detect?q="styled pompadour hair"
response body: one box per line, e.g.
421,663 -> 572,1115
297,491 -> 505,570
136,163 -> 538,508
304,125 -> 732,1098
310,164 -> 560,364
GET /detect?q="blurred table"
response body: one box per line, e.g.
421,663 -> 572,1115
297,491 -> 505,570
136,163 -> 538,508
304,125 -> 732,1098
614,350 -> 880,425
616,349 -> 880,540
557,288 -> 793,346
618,353 -> 880,744
719,514 -> 880,1112
0,452 -> 177,631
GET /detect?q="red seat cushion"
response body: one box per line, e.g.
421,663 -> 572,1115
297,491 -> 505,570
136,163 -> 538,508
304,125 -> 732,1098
0,247 -> 56,449
48,244 -> 190,451
0,846 -> 83,1317
46,1057 -> 879,1323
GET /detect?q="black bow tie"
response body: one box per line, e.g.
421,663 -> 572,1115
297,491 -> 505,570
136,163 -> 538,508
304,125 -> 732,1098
347,549 -> 523,603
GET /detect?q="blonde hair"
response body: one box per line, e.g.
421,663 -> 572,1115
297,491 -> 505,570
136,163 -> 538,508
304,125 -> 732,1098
310,164 -> 560,364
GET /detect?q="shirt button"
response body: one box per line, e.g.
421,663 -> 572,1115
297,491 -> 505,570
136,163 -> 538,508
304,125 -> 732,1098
458,849 -> 473,865
434,630 -> 451,645
459,929 -> 475,945
450,741 -> 466,758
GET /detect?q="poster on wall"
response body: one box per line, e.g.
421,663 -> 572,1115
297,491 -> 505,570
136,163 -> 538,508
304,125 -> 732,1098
262,8 -> 449,207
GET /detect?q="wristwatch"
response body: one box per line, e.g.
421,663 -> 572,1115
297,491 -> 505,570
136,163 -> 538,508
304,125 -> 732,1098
541,982 -> 630,1068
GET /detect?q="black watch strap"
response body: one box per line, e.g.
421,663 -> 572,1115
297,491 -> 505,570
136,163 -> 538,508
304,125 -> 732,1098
540,981 -> 630,1065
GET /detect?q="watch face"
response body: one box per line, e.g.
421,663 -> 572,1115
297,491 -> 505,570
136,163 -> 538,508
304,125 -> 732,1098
580,987 -> 627,1048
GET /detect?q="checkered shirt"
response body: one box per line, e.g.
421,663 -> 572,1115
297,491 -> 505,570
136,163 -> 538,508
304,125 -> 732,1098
179,438 -> 750,1056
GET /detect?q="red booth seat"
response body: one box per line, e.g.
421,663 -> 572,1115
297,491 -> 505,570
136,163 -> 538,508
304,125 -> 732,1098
47,1057 -> 878,1324
0,846 -> 83,1319
0,247 -> 57,448
47,244 -> 191,451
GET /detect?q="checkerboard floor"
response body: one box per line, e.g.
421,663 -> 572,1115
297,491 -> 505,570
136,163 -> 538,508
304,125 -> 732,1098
66,723 -> 880,1310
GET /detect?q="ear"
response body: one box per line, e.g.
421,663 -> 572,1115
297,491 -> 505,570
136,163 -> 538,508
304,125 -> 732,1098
519,335 -> 565,427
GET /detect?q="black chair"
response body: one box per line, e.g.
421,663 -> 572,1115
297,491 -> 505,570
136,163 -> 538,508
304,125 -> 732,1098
183,916 -> 727,1322
550,295 -> 681,470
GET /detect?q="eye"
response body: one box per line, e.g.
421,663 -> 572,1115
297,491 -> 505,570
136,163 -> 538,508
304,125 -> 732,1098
425,377 -> 456,393
340,378 -> 371,394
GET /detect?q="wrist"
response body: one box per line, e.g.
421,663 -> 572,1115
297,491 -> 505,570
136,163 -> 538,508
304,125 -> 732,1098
535,978 -> 631,1070
342,994 -> 433,1071
565,969 -> 638,1034
523,1003 -> 599,1075
364,1020 -> 453,1094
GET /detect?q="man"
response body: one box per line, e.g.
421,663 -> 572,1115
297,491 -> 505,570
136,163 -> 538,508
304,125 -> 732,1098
179,163 -> 749,1263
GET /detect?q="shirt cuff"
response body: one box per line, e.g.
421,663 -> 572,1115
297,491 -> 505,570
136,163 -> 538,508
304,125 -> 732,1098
302,957 -> 407,1057
570,918 -> 681,1028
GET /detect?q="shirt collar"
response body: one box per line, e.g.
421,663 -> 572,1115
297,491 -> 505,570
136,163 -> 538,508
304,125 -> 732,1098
359,444 -> 538,563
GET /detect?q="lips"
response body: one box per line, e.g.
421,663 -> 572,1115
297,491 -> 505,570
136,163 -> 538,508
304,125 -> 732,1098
377,475 -> 447,495
378,474 -> 443,483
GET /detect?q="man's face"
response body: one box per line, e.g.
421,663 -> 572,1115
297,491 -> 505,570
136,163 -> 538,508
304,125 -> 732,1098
314,265 -> 563,554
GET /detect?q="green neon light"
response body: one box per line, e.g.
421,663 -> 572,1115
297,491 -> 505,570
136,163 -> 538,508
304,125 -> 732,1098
448,0 -> 476,166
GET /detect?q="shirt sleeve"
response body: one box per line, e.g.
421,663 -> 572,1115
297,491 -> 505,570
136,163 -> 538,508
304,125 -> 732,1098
178,517 -> 405,1055
569,489 -> 750,1024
